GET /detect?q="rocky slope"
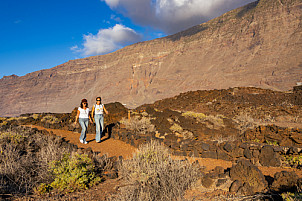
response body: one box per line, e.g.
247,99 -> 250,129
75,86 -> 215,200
1,0 -> 301,116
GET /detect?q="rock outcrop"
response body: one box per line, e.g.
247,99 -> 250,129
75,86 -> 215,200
1,0 -> 301,116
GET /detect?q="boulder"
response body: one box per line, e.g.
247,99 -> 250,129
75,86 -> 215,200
201,174 -> 214,188
217,149 -> 232,161
229,180 -> 243,193
259,145 -> 281,167
271,171 -> 298,192
237,182 -> 254,196
243,148 -> 252,159
229,159 -> 267,194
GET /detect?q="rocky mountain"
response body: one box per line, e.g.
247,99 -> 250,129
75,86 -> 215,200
1,0 -> 301,116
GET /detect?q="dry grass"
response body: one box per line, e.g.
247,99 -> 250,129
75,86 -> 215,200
211,134 -> 238,144
233,112 -> 278,134
120,116 -> 155,134
41,115 -> 60,124
182,111 -> 225,129
170,123 -> 183,133
109,140 -> 201,200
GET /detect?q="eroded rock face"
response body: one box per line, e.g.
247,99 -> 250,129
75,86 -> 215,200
229,159 -> 267,193
1,0 -> 302,116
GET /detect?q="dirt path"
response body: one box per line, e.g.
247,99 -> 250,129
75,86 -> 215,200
27,125 -> 136,159
28,125 -> 302,177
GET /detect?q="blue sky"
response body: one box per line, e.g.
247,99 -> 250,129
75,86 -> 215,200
0,0 -> 255,78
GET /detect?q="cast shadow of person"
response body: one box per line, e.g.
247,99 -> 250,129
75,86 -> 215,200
101,123 -> 115,142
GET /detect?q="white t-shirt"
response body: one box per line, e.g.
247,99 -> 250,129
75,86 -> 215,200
94,104 -> 104,115
78,107 -> 90,118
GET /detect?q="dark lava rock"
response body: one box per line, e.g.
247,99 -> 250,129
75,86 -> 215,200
229,180 -> 243,193
259,145 -> 281,167
216,179 -> 228,187
237,182 -> 254,196
271,171 -> 298,192
217,149 -> 232,161
229,159 -> 267,194
200,151 -> 217,159
243,148 -> 252,159
212,166 -> 225,175
223,142 -> 235,152
200,142 -> 210,151
201,174 -> 214,188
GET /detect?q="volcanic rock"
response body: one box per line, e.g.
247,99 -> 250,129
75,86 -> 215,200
229,159 -> 267,193
259,145 -> 281,167
271,171 -> 298,192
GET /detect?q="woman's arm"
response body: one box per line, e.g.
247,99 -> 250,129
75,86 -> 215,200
91,105 -> 95,118
89,110 -> 93,123
103,105 -> 109,115
74,110 -> 80,124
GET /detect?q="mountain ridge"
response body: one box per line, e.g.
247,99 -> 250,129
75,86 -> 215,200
1,0 -> 301,116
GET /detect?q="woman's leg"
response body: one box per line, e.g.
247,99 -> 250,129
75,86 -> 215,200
79,118 -> 88,142
95,114 -> 101,142
100,114 -> 104,136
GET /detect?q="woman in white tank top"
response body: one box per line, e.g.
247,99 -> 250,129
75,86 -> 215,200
91,97 -> 109,143
74,99 -> 93,144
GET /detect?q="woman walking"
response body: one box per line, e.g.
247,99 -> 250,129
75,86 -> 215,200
91,97 -> 108,143
74,99 -> 93,144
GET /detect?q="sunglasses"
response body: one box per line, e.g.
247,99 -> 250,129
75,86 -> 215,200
96,100 -> 101,101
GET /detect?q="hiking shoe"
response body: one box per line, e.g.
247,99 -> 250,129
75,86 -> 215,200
83,141 -> 88,144
80,139 -> 84,143
96,141 -> 101,143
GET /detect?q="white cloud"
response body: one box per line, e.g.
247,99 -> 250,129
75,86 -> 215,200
102,0 -> 256,34
75,24 -> 142,56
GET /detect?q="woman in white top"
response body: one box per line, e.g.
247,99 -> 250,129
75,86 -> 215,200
91,97 -> 108,143
74,99 -> 93,144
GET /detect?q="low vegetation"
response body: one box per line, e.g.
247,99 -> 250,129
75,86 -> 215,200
0,125 -> 109,197
41,114 -> 60,124
0,126 -> 70,195
120,116 -> 155,134
36,153 -> 102,194
182,111 -> 225,129
110,140 -> 201,200
283,155 -> 302,169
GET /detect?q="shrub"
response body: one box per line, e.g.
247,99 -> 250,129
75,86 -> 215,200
182,111 -> 225,129
41,115 -> 60,124
170,123 -> 183,133
283,155 -> 302,169
120,116 -> 155,134
0,126 -> 72,195
281,192 -> 302,201
32,113 -> 40,120
211,134 -> 237,144
110,140 -> 201,200
46,153 -> 102,193
233,113 -> 259,134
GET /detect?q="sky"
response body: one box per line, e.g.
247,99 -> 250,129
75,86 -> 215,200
0,0 -> 255,78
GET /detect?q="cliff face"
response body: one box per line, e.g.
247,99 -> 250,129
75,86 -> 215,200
1,0 -> 301,116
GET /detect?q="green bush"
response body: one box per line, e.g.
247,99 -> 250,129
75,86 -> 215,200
284,155 -> 302,169
111,140 -> 201,200
47,153 -> 102,193
281,192 -> 302,201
